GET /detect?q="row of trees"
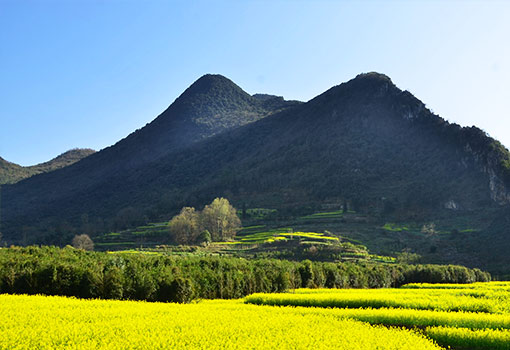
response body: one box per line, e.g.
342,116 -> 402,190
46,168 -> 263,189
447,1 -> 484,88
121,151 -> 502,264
168,197 -> 241,244
0,246 -> 491,303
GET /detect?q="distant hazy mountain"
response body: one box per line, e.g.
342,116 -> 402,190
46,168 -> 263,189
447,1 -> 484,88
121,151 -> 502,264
3,72 -> 510,272
0,148 -> 95,184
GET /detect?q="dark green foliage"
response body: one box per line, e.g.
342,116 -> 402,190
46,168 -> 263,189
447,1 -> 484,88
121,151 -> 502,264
0,246 -> 491,302
169,277 -> 194,303
123,260 -> 157,300
400,264 -> 490,284
299,260 -> 314,288
155,269 -> 175,302
103,267 -> 124,299
324,265 -> 342,288
274,270 -> 290,292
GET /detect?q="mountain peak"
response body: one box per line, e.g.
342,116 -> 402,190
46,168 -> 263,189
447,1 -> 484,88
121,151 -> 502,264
311,71 -> 399,108
193,73 -> 232,85
108,73 -> 300,166
179,74 -> 250,101
344,71 -> 394,89
353,71 -> 393,83
339,71 -> 396,94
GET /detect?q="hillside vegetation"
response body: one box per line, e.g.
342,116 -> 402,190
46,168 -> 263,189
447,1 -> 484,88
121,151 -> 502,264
0,148 -> 95,184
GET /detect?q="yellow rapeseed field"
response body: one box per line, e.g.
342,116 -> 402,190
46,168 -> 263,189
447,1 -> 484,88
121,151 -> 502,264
0,294 -> 441,350
245,282 -> 510,349
245,285 -> 510,313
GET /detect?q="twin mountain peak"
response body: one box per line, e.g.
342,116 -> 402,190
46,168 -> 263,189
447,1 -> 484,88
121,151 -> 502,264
2,72 -> 510,244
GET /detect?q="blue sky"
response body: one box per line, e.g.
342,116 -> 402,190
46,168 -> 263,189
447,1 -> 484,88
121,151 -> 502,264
1,0 -> 509,165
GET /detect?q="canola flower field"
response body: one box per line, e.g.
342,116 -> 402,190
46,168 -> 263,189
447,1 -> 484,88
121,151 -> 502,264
244,285 -> 510,313
3,282 -> 510,349
0,294 -> 439,350
245,281 -> 510,349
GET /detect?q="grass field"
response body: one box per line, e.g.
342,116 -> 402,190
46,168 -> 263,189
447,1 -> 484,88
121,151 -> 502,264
245,282 -> 510,350
0,295 -> 440,350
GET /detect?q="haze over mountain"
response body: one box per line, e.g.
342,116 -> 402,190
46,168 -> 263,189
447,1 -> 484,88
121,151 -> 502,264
2,72 -> 510,272
0,148 -> 95,185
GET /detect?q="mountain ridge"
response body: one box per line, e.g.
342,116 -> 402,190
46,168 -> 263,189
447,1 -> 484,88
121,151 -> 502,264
0,148 -> 96,185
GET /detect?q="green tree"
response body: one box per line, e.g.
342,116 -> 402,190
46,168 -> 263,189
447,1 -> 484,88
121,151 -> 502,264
299,260 -> 314,288
200,198 -> 241,241
168,207 -> 200,244
103,267 -> 124,299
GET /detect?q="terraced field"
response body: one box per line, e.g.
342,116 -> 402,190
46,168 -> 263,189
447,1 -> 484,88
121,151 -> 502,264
92,217 -> 388,263
94,222 -> 169,250
233,227 -> 339,244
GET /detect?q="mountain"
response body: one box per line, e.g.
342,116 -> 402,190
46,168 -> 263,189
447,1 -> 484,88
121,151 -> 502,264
2,72 -> 510,273
0,148 -> 96,185
105,72 -> 509,213
1,74 -> 301,238
124,74 -> 300,162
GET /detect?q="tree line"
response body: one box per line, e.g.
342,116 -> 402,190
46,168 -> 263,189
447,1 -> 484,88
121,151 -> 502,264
0,246 -> 490,303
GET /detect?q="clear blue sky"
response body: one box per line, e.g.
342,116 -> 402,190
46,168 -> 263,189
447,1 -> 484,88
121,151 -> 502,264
1,0 -> 509,166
